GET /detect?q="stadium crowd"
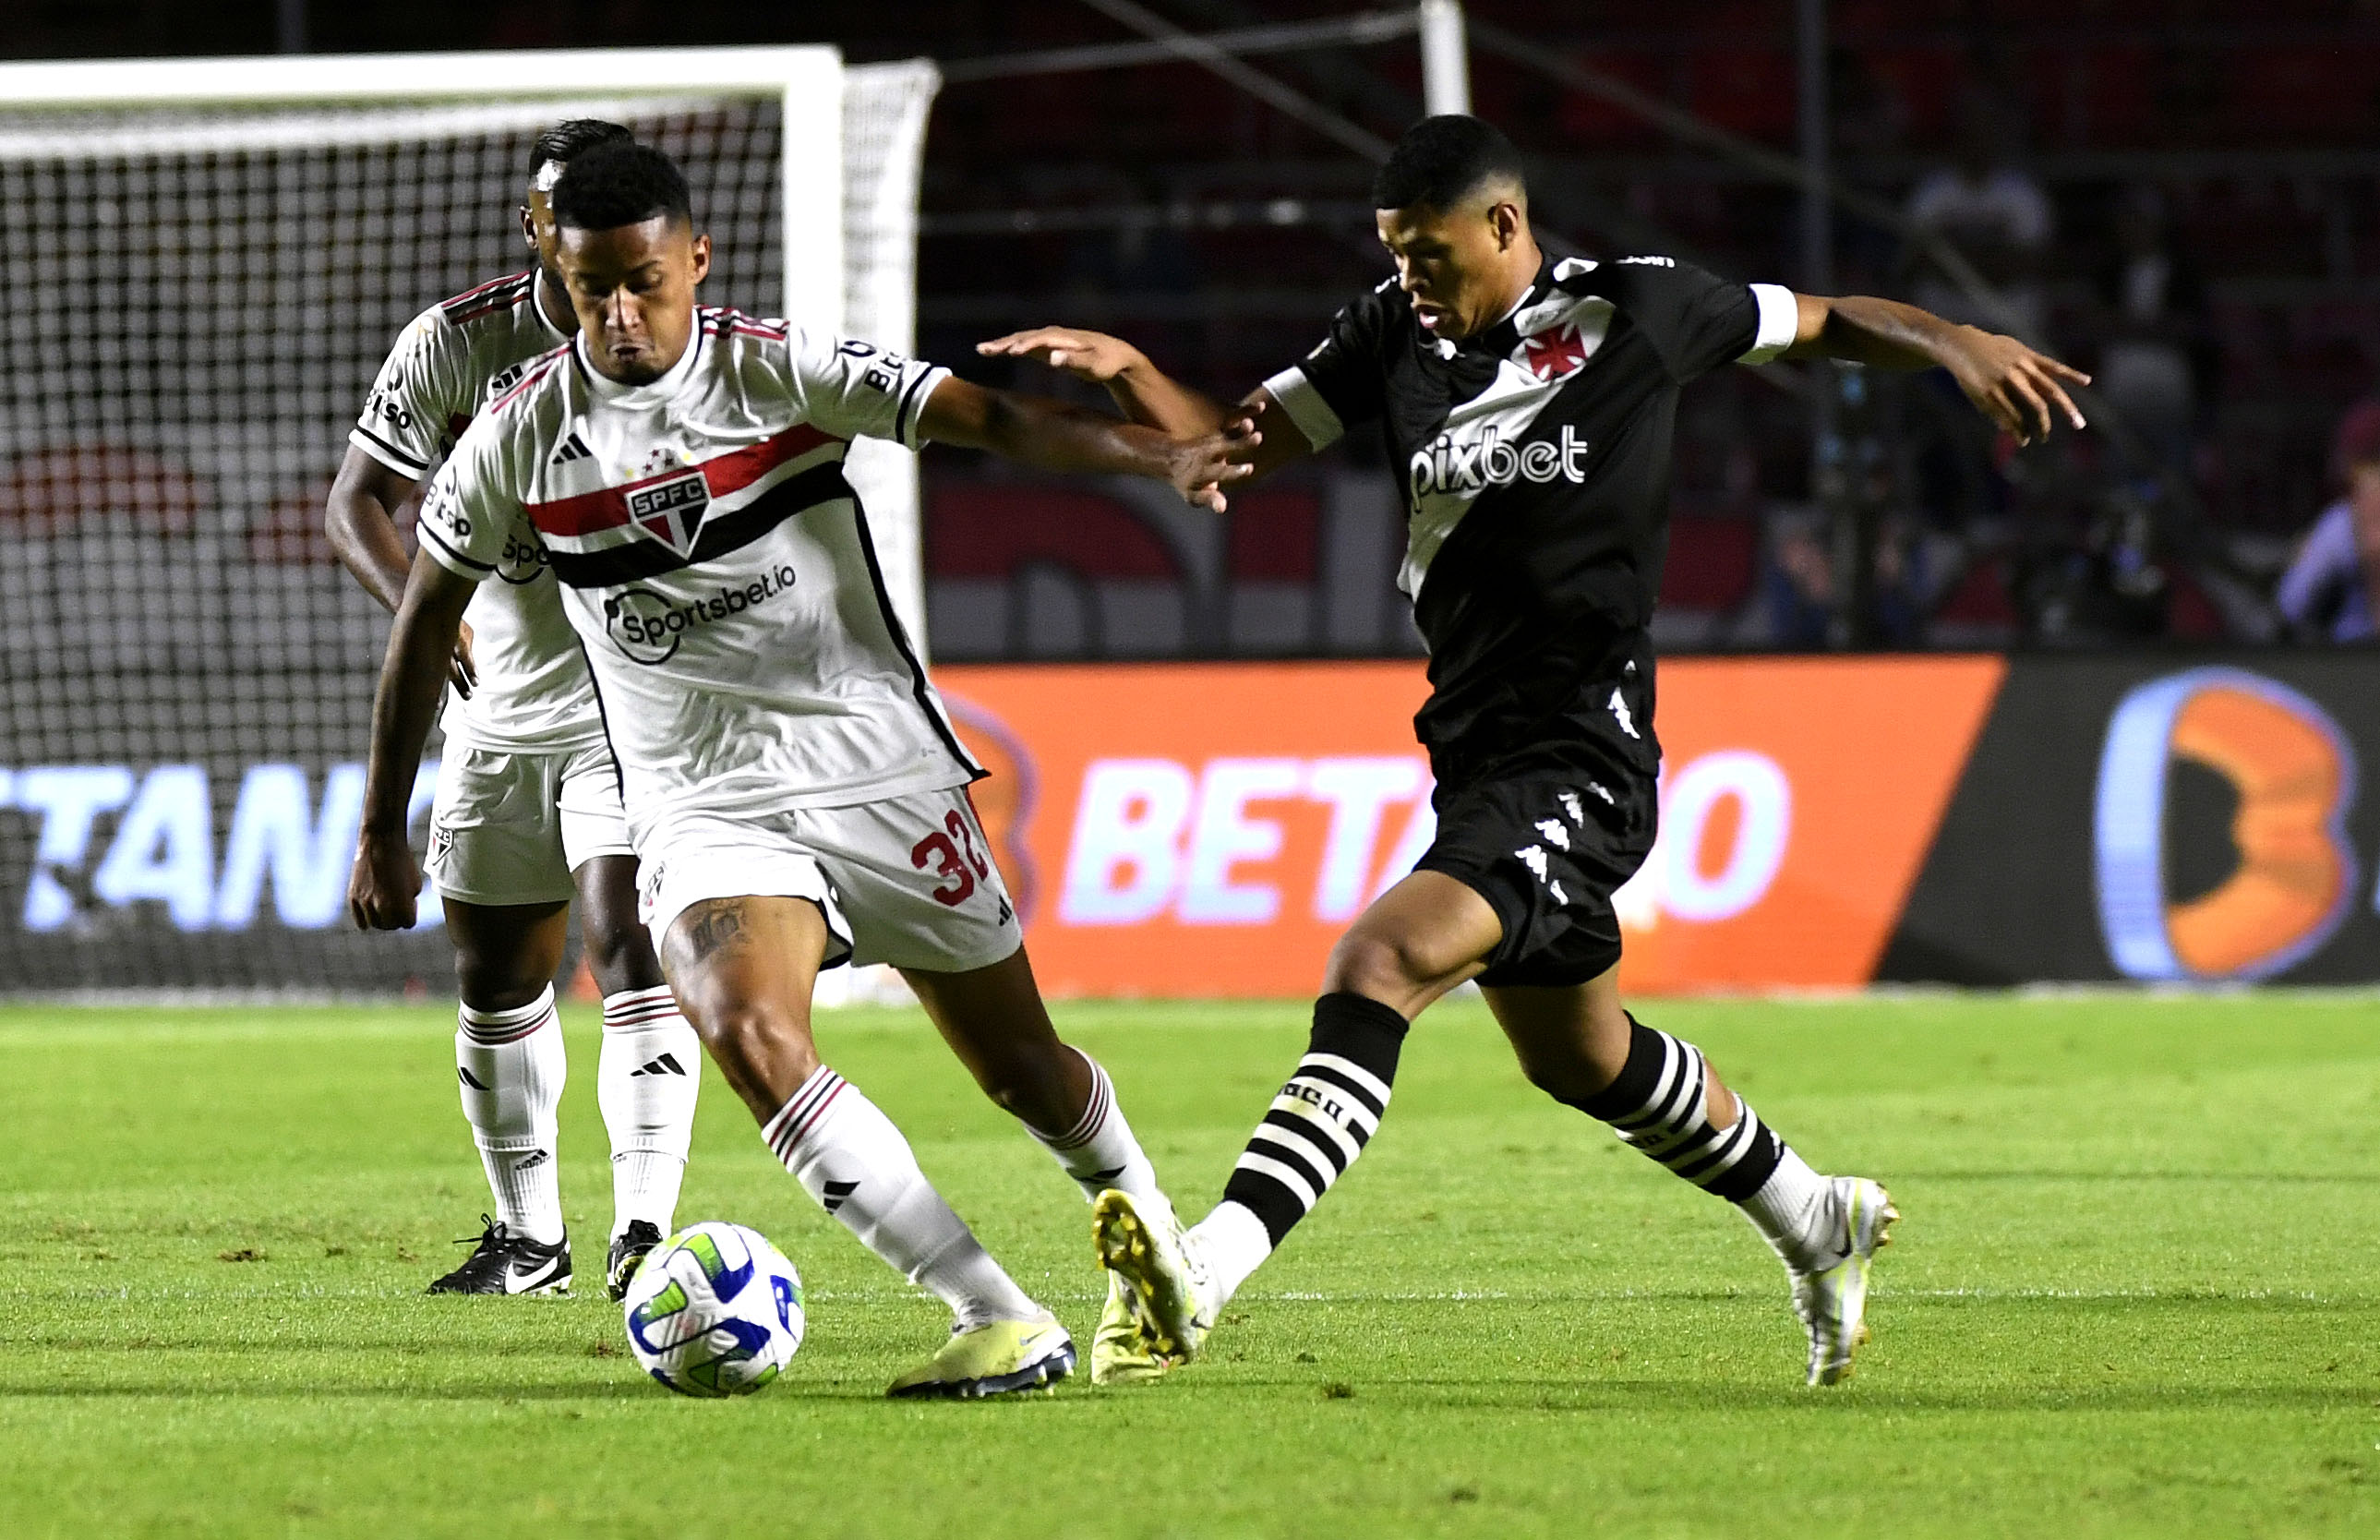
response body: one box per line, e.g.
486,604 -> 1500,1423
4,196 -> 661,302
10,1 -> 2380,653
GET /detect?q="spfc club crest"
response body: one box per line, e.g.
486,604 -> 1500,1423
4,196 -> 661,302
626,470 -> 710,554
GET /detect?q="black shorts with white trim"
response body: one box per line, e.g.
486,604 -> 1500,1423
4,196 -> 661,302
1415,758 -> 1657,988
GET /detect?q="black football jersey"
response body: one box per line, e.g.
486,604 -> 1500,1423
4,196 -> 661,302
1264,256 -> 1797,788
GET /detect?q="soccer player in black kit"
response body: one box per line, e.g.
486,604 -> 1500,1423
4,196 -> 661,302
982,115 -> 2090,1387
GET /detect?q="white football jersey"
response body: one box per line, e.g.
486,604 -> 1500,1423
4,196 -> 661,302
417,309 -> 980,836
351,270 -> 605,753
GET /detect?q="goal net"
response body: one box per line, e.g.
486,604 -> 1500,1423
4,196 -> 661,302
0,51 -> 939,993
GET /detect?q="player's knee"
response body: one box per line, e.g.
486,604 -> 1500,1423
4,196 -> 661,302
1514,1041 -> 1605,1104
577,915 -> 658,997
971,1047 -> 1072,1129
1323,929 -> 1439,1003
679,989 -> 811,1069
450,952 -> 550,1014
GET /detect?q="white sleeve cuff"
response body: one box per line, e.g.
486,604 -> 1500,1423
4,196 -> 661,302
1260,366 -> 1344,451
893,364 -> 951,450
348,425 -> 429,480
1738,283 -> 1800,365
416,518 -> 493,579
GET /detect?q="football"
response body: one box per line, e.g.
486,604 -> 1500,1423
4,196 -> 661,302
620,1221 -> 807,1398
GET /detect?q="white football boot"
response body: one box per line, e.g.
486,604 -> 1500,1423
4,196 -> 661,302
1092,1188 -> 1217,1366
1790,1176 -> 1898,1386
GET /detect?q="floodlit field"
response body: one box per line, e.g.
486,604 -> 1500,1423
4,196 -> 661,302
0,993 -> 2374,1537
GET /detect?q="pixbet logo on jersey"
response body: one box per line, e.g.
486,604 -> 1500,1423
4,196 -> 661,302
1409,423 -> 1593,499
604,564 -> 799,664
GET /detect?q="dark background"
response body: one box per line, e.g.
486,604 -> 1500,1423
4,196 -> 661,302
12,1 -> 2380,663
1880,651 -> 2380,984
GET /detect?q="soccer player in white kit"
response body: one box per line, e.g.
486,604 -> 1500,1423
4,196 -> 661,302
327,121 -> 701,1300
347,142 -> 1258,1397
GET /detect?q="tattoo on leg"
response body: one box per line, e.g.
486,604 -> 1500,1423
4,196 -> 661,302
681,902 -> 749,963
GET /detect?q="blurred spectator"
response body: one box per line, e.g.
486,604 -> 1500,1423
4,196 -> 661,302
1759,506 -> 1932,649
2092,184 -> 2210,477
1762,510 -> 1835,649
1903,91 -> 2052,341
2276,399 -> 2380,642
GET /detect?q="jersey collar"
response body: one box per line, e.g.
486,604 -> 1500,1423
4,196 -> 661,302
574,320 -> 705,406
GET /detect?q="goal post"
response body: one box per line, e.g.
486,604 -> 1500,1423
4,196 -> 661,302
0,48 -> 940,993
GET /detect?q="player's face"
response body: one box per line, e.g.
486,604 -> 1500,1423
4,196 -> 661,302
1376,188 -> 1530,341
558,216 -> 713,385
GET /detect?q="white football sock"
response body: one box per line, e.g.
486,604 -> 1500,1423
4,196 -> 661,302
456,986 -> 566,1245
763,1065 -> 1041,1329
597,984 -> 700,1239
1024,1051 -> 1169,1216
1189,1200 -> 1274,1308
1737,1137 -> 1834,1273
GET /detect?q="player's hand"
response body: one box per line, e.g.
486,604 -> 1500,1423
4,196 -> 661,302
1170,411 -> 1262,512
347,826 -> 424,931
977,327 -> 1148,385
1941,327 -> 2092,446
450,618 -> 477,699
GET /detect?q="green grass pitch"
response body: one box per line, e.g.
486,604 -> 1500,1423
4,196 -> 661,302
2,993 -> 2376,1537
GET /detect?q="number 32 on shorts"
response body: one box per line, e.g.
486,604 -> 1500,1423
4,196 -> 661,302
910,810 -> 992,907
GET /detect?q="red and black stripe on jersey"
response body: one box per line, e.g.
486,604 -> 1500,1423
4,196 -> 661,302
697,306 -> 787,343
523,422 -> 847,588
441,270 -> 536,328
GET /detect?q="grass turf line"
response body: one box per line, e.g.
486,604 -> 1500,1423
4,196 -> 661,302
0,994 -> 2374,1538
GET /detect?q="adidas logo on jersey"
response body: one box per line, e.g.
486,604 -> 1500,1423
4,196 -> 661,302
1409,424 -> 1593,499
549,431 -> 593,465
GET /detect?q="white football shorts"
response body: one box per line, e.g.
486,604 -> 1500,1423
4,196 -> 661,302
425,740 -> 634,908
636,785 -> 1021,975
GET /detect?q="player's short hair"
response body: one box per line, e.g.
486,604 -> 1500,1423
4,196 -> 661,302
551,141 -> 694,234
527,118 -> 633,182
1372,114 -> 1526,211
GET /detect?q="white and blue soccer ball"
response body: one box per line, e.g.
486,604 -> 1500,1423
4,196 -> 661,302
621,1221 -> 806,1398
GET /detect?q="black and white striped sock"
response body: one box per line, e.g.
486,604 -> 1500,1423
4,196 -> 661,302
1565,1017 -> 1784,1201
1217,992 -> 1408,1251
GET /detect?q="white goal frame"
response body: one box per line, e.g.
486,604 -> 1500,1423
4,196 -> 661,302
0,44 -> 938,642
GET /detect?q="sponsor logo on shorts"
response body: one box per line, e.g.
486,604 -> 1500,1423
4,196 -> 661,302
603,564 -> 799,664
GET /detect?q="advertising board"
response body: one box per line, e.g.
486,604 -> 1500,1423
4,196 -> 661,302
7,653 -> 2378,993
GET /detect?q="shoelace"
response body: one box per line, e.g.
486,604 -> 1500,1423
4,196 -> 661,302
452,1213 -> 510,1250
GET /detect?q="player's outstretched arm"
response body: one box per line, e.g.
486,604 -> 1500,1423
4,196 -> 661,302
917,375 -> 1262,511
975,327 -> 1320,488
324,444 -> 477,695
1777,294 -> 2092,446
347,549 -> 476,931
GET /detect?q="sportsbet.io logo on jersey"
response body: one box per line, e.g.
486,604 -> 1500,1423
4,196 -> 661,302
495,526 -> 549,585
604,565 -> 799,664
1410,423 -> 1593,500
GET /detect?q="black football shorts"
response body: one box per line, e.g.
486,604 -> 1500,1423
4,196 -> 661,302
1414,763 -> 1658,987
